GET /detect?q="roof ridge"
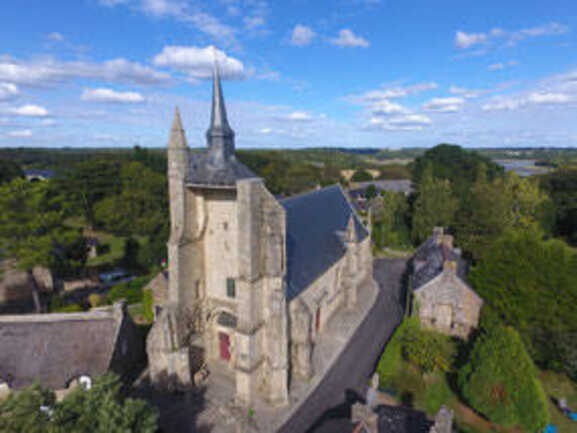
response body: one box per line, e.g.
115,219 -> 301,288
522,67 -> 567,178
280,183 -> 341,203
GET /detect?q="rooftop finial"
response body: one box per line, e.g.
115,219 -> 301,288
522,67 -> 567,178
206,47 -> 235,167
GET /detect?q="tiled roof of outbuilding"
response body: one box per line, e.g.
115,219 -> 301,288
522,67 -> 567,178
281,185 -> 368,301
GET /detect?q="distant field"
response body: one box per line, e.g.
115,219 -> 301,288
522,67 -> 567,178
364,157 -> 413,166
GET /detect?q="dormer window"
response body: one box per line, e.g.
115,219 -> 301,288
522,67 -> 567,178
226,278 -> 236,298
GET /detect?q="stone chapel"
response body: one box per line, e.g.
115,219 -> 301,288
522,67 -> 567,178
146,68 -> 374,406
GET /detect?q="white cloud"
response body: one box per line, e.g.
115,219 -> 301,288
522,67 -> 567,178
7,104 -> 49,117
329,29 -> 369,48
482,91 -> 572,112
244,16 -> 265,30
349,82 -> 438,104
455,31 -> 487,49
6,129 -> 33,138
153,45 -> 244,79
456,22 -> 569,50
285,111 -> 313,121
389,114 -> 431,127
290,24 -> 316,46
0,83 -> 19,101
449,86 -> 481,99
422,97 -> 465,113
367,113 -> 432,131
0,57 -> 171,87
98,0 -> 239,48
82,88 -> 145,104
47,32 -> 64,41
371,100 -> 409,115
488,63 -> 504,71
140,0 -> 184,17
527,92 -> 571,104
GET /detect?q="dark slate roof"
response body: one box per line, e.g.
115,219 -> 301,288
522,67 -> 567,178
186,151 -> 257,187
0,312 -> 120,389
375,405 -> 432,433
411,234 -> 466,290
281,185 -> 368,301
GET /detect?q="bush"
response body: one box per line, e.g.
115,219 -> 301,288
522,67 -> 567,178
458,326 -> 550,432
401,318 -> 456,373
377,321 -> 406,388
88,293 -> 104,309
141,289 -> 154,323
351,169 -> 373,182
56,304 -> 84,313
423,376 -> 453,416
106,276 -> 149,305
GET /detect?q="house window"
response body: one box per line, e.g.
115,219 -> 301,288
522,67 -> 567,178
226,278 -> 236,298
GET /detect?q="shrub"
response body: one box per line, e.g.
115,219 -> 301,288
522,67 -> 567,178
423,376 -> 453,415
351,169 -> 373,182
377,321 -> 406,388
106,276 -> 148,305
53,303 -> 84,313
401,318 -> 456,373
458,326 -> 550,432
141,289 -> 154,323
88,294 -> 103,309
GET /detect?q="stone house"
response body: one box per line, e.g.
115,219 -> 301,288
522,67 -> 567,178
146,68 -> 374,406
410,228 -> 483,339
0,259 -> 53,311
0,301 -> 144,398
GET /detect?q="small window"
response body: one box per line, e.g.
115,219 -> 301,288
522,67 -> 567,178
226,278 -> 236,298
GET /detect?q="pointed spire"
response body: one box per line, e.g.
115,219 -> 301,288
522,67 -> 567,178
206,61 -> 235,167
169,106 -> 187,149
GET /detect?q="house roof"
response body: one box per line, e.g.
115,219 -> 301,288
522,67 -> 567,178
412,234 -> 466,290
186,151 -> 257,188
281,185 -> 368,301
374,405 -> 432,433
0,306 -> 124,390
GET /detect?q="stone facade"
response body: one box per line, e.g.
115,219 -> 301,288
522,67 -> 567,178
411,228 -> 483,339
147,68 -> 374,406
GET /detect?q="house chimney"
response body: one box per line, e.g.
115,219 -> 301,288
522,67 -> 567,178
433,227 -> 444,244
443,260 -> 457,275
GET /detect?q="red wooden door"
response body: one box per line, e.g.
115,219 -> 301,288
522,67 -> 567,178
219,332 -> 231,361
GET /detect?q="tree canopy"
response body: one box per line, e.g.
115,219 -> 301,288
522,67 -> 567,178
411,144 -> 504,195
0,179 -> 86,311
0,159 -> 23,185
0,374 -> 158,433
468,230 -> 577,378
458,326 -> 550,432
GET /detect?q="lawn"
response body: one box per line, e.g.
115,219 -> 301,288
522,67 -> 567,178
540,371 -> 577,433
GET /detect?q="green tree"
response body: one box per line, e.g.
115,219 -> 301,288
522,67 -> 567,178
411,144 -> 503,198
0,385 -> 55,433
350,169 -> 373,182
401,318 -> 456,373
468,230 -> 577,377
458,326 -> 549,432
0,179 -> 85,312
0,374 -> 158,433
371,191 -> 411,249
94,162 -> 167,237
411,166 -> 458,243
0,159 -> 24,184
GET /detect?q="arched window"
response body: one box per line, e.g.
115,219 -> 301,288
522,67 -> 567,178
216,311 -> 237,328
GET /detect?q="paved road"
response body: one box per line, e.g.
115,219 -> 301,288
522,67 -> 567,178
277,258 -> 408,433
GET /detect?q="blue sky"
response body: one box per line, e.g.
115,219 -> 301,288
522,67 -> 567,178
1,0 -> 576,149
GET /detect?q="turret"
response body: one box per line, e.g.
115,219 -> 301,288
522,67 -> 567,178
206,65 -> 235,168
